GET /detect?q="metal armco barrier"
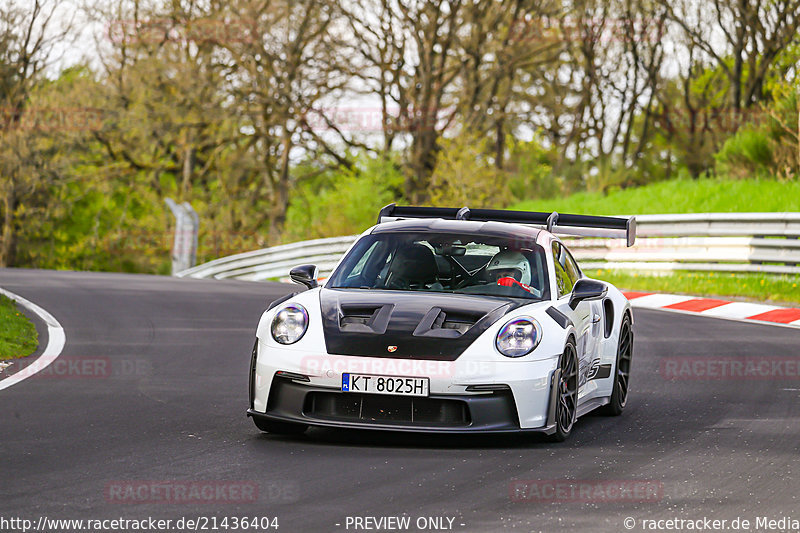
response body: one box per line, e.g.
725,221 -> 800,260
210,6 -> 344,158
572,213 -> 800,275
176,213 -> 800,281
176,235 -> 358,281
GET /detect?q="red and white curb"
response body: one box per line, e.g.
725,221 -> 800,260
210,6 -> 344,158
623,291 -> 800,328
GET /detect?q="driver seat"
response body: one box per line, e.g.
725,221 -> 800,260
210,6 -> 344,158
385,244 -> 438,289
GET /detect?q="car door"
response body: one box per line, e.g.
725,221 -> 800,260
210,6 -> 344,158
564,244 -> 604,389
552,242 -> 595,391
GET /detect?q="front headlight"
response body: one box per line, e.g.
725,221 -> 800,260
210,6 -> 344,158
495,317 -> 541,357
271,304 -> 308,344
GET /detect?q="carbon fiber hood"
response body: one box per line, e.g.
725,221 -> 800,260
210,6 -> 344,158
319,288 -> 521,361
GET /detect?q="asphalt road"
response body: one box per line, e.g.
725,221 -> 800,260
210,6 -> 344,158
1,269 -> 799,533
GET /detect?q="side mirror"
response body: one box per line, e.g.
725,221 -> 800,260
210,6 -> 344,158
290,264 -> 319,289
568,279 -> 607,309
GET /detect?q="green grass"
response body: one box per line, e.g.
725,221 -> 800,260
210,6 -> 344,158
0,295 -> 39,360
587,269 -> 800,306
511,177 -> 800,214
513,177 -> 800,304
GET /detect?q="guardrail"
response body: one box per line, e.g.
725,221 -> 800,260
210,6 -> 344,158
175,235 -> 358,281
176,213 -> 800,281
573,213 -> 800,275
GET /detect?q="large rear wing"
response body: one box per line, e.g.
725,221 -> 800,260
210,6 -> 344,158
377,204 -> 636,247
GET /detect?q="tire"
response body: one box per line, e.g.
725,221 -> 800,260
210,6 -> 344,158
253,417 -> 308,435
600,313 -> 633,416
548,339 -> 578,442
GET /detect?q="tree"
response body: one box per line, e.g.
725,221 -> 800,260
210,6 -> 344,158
339,0 -> 561,203
87,0 -> 269,261
516,0 -> 668,188
659,0 -> 800,112
428,132 -> 510,207
0,0 -> 73,267
214,0 -> 345,243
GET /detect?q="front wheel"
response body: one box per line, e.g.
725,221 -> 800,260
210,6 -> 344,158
253,417 -> 308,435
600,314 -> 633,416
548,339 -> 578,442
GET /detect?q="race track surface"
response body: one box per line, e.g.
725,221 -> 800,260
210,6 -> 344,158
1,269 -> 799,532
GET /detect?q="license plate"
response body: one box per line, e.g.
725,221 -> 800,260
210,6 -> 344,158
341,373 -> 429,397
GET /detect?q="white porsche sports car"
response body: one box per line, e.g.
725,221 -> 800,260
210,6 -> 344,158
248,205 -> 636,441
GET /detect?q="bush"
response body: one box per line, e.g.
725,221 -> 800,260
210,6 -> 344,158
505,137 -> 561,201
428,133 -> 510,207
714,127 -> 774,178
714,79 -> 799,180
283,154 -> 404,241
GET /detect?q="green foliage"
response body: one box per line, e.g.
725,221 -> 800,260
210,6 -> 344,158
5,66 -> 175,273
714,80 -> 799,180
4,48 -> 273,273
714,127 -> 774,178
762,82 -> 800,178
4,1 -> 800,275
505,137 -> 560,201
583,158 -> 630,195
0,295 -> 38,360
428,133 -> 510,208
283,154 -> 404,241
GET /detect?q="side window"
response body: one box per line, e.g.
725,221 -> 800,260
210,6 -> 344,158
551,242 -> 574,297
563,246 -> 582,286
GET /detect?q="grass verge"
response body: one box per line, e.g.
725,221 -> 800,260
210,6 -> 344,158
511,177 -> 800,214
0,294 -> 39,361
587,269 -> 800,306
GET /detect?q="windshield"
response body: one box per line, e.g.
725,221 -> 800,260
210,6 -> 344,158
327,232 -> 550,300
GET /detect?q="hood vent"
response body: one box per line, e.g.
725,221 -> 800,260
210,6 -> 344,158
413,307 -> 485,338
319,289 -> 521,360
339,304 -> 394,334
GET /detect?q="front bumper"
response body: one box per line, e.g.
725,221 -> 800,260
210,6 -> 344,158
248,376 -> 558,434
